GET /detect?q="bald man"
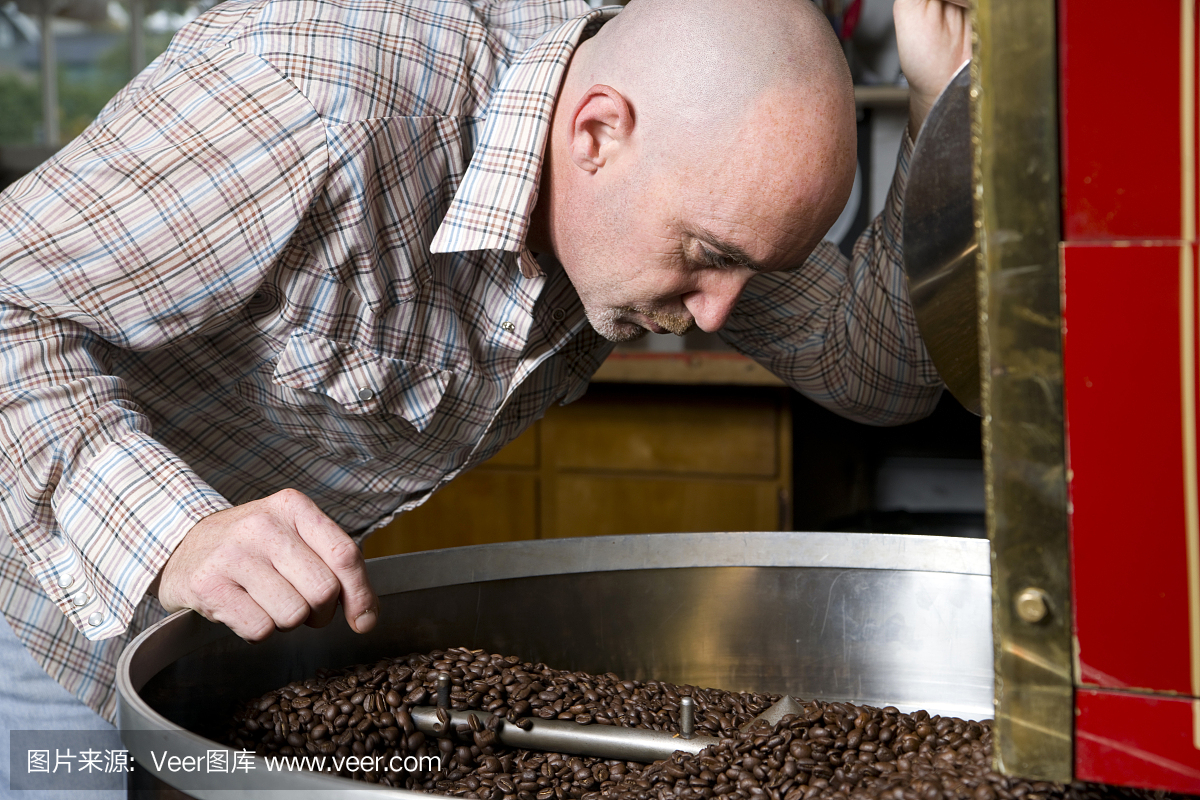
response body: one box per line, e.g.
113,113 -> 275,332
0,0 -> 968,784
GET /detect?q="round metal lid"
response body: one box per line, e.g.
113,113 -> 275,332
902,61 -> 980,415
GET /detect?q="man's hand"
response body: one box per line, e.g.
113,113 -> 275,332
152,489 -> 379,642
894,0 -> 972,136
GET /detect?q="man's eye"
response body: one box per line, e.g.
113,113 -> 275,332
700,247 -> 739,269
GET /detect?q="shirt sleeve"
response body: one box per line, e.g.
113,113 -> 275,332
721,130 -> 945,426
0,45 -> 329,640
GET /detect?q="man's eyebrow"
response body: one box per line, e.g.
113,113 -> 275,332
693,227 -> 767,273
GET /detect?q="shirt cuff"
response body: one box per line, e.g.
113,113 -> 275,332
27,432 -> 230,640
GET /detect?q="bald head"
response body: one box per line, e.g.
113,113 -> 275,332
531,0 -> 858,341
567,0 -> 853,160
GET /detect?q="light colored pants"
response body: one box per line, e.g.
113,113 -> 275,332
0,613 -> 126,799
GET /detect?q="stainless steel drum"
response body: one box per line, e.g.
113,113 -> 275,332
118,532 -> 992,798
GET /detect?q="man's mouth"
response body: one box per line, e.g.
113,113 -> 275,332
622,308 -> 695,336
640,315 -> 669,334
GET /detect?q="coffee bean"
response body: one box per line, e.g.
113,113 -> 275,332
228,648 -> 1178,800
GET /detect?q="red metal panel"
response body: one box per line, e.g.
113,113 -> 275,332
1063,243 -> 1193,694
1076,688 -> 1200,792
1194,10 -> 1199,239
1059,0 -> 1182,240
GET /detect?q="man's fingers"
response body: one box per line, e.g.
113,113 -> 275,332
198,580 -> 276,642
277,489 -> 379,632
155,489 -> 379,643
268,537 -> 342,629
233,559 -> 319,633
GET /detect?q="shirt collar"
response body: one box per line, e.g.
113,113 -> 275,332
429,5 -> 618,276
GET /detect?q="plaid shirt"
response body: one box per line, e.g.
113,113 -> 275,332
0,0 -> 939,721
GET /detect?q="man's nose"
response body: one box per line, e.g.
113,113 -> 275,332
682,272 -> 753,332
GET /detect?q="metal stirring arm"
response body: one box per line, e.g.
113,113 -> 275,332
410,705 -> 719,763
410,685 -> 802,763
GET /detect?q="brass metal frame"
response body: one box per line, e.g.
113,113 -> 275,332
973,0 -> 1074,781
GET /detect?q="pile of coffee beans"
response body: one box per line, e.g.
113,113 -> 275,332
226,647 -> 1187,800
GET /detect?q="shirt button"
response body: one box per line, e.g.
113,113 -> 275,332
87,612 -> 104,627
73,592 -> 89,607
500,321 -> 516,333
551,308 -> 566,322
357,387 -> 374,402
57,573 -> 74,589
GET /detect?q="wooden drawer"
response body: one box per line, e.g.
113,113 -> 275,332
485,424 -> 539,467
548,474 -> 785,536
545,393 -> 780,477
363,470 -> 538,556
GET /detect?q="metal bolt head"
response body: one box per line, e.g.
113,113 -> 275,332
680,696 -> 696,739
1015,587 -> 1050,624
436,672 -> 452,709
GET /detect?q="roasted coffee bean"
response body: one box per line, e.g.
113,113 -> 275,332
228,648 -> 1184,800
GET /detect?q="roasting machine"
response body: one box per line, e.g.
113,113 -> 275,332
118,532 -> 992,797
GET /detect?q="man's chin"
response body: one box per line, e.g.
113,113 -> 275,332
594,322 -> 649,344
584,308 -> 650,343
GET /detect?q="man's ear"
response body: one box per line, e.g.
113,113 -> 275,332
569,84 -> 634,174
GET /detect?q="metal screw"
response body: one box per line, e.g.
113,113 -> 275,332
1015,587 -> 1050,624
436,672 -> 451,709
680,696 -> 695,739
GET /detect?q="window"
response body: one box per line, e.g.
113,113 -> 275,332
0,0 -> 208,146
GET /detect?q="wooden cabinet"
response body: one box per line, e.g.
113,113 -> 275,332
362,381 -> 793,557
